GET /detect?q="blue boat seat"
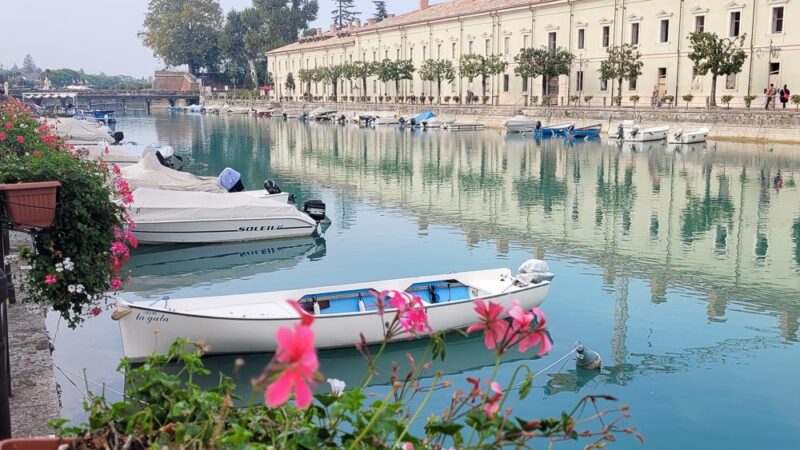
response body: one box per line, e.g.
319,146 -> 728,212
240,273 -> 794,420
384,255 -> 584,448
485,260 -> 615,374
299,289 -> 380,315
405,280 -> 471,304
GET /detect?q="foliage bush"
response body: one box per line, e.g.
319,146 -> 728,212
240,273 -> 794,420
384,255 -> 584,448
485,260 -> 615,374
569,95 -> 580,105
721,95 -> 733,108
791,94 -> 800,110
452,95 -> 460,104
629,95 -> 640,108
482,95 -> 490,104
51,293 -> 639,449
744,95 -> 757,109
443,96 -> 451,104
682,94 -> 694,109
583,95 -> 593,106
0,99 -> 134,327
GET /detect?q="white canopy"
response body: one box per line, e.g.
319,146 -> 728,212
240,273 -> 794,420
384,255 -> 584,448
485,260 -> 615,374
122,153 -> 225,193
23,92 -> 78,99
130,188 -> 304,223
47,118 -> 111,143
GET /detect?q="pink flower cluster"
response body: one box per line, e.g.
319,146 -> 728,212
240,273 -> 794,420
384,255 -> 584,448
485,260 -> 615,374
467,299 -> 552,356
382,290 -> 432,335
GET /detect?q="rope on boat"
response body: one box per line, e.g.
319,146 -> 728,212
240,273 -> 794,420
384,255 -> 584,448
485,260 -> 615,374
54,363 -> 148,405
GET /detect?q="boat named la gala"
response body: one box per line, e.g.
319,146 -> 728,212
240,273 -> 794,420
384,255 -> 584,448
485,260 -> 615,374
113,260 -> 554,361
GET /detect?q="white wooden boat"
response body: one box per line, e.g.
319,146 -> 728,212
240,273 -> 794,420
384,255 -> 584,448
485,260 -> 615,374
668,127 -> 710,144
130,188 -> 316,244
309,107 -> 338,120
372,115 -> 400,125
504,115 -> 539,133
113,260 -> 554,361
610,121 -> 669,142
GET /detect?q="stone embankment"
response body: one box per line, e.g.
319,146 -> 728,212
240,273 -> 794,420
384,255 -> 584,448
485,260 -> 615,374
5,231 -> 61,437
257,100 -> 800,143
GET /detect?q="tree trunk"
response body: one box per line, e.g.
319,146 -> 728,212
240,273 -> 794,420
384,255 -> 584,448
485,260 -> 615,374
437,78 -> 442,103
332,79 -> 338,102
481,75 -> 487,98
247,59 -> 259,88
395,79 -> 400,99
362,77 -> 367,100
709,75 -> 717,108
187,61 -> 197,76
617,78 -> 623,107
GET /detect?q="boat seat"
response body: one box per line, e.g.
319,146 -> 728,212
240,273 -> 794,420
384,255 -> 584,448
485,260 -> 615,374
406,280 -> 471,304
300,289 -> 380,315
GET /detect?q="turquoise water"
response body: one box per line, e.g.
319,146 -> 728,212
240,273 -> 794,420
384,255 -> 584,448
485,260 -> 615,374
48,114 -> 800,448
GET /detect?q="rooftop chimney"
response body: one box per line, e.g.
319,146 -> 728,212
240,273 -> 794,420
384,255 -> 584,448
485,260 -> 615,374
419,0 -> 429,10
330,24 -> 337,33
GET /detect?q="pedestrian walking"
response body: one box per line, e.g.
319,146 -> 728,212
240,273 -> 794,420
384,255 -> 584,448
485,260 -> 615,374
651,86 -> 659,107
765,84 -> 776,110
780,84 -> 790,109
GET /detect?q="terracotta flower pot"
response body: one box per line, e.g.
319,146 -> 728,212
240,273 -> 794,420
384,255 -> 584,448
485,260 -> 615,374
0,438 -> 72,450
0,181 -> 61,230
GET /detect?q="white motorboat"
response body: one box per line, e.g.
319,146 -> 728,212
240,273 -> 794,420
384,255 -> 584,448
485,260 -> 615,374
309,107 -> 338,120
668,126 -> 710,144
372,115 -> 400,125
129,188 -> 319,244
47,117 -> 113,144
504,115 -> 540,133
78,142 -> 149,168
610,121 -> 669,142
226,106 -> 251,115
422,117 -> 456,129
113,260 -> 554,361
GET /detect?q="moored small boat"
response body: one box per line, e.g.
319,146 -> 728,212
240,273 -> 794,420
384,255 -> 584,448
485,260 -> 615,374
535,122 -> 575,136
566,124 -> 602,138
129,188 -> 323,244
309,107 -> 338,120
113,259 -> 555,361
668,126 -> 710,144
504,115 -> 540,133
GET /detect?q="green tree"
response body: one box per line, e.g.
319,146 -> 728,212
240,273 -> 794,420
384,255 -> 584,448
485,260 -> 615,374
687,31 -> 747,108
598,44 -> 643,103
332,0 -> 359,29
139,0 -> 224,75
343,61 -> 376,99
375,59 -> 414,98
513,46 -> 574,97
285,72 -> 296,94
418,59 -> 456,103
318,65 -> 348,100
459,54 -> 507,99
373,0 -> 388,22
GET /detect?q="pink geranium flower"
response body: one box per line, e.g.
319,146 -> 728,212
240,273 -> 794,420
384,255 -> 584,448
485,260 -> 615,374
466,300 -> 509,351
15,135 -> 24,144
44,274 -> 57,285
4,122 -> 12,131
509,300 -> 552,355
110,277 -> 123,290
0,131 -> 5,141
288,300 -> 315,326
383,290 -> 431,335
483,381 -> 503,419
265,324 -> 319,409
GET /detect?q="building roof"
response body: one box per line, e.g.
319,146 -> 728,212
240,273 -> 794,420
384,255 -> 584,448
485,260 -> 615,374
268,0 -> 545,55
152,71 -> 200,91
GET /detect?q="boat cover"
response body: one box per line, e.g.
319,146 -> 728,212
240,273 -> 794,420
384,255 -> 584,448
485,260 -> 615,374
130,188 -> 304,222
414,112 -> 436,122
47,118 -> 111,143
79,143 -> 143,165
122,153 -> 226,193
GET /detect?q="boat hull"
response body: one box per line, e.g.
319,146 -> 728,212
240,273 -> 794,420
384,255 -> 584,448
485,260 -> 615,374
622,127 -> 669,142
134,216 -> 316,244
667,128 -> 709,144
115,273 -> 551,361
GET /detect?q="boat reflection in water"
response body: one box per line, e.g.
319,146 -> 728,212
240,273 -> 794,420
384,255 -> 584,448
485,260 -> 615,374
178,332 -> 540,404
123,236 -> 327,296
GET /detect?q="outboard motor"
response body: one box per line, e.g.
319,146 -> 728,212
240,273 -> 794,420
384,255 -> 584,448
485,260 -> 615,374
263,179 -> 282,194
302,199 -> 327,222
218,167 -> 245,192
567,124 -> 575,133
630,126 -> 640,138
398,116 -> 406,126
616,123 -> 624,139
514,259 -> 555,286
410,118 -> 417,127
112,131 -> 124,144
534,121 -> 542,132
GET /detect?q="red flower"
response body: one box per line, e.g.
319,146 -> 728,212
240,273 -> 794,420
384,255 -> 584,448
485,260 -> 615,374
91,307 -> 102,317
383,290 -> 431,335
3,122 -> 12,131
44,274 -> 57,285
0,131 -> 5,141
41,134 -> 56,144
265,323 -> 319,409
15,135 -> 24,144
110,277 -> 123,290
466,300 -> 509,351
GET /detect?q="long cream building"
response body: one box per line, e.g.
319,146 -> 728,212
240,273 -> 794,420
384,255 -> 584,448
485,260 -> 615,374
267,0 -> 796,108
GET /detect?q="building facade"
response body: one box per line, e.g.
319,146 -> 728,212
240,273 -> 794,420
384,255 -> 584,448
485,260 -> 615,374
267,0 -> 797,107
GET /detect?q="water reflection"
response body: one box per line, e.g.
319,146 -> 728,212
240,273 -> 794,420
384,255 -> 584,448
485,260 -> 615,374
125,237 -> 326,296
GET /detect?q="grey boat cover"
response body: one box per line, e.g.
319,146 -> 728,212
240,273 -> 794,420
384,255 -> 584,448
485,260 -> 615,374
47,118 -> 111,143
122,153 -> 226,193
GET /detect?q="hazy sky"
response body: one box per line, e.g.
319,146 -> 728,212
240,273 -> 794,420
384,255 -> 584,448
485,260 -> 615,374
2,0 -> 431,78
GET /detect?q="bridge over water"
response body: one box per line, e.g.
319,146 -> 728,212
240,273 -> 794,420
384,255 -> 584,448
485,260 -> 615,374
17,89 -> 201,113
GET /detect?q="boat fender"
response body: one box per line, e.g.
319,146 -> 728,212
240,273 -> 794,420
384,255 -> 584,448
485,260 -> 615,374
313,300 -> 321,315
264,179 -> 282,194
358,294 -> 367,312
516,259 -> 555,285
575,341 -> 602,370
111,307 -> 131,321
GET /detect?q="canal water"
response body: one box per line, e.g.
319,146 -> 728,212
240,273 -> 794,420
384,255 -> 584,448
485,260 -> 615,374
48,114 -> 800,448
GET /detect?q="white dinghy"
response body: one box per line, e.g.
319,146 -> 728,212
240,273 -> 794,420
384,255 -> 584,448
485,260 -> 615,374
129,188 -> 319,244
668,126 -> 710,144
504,115 -> 539,133
611,121 -> 669,142
113,260 -> 555,361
